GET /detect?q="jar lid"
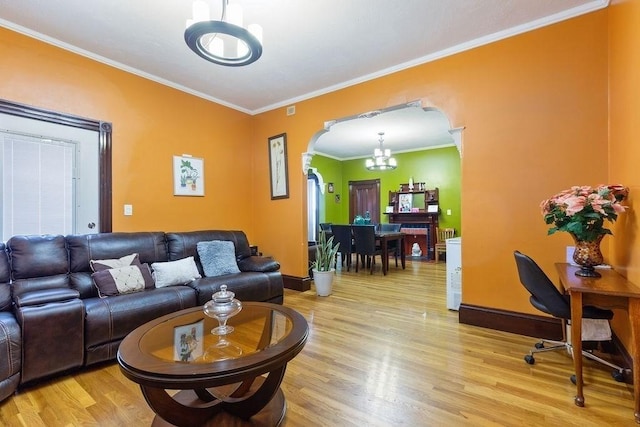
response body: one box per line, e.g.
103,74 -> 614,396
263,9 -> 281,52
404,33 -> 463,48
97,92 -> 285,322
212,284 -> 235,303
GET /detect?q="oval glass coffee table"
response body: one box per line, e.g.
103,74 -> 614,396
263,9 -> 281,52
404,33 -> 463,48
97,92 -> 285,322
117,302 -> 308,427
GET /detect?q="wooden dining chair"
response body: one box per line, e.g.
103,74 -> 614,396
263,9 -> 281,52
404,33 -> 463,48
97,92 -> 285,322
435,227 -> 455,262
330,224 -> 354,271
352,225 -> 382,274
378,223 -> 401,267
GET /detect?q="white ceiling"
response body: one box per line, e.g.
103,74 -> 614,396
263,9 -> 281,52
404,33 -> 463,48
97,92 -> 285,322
0,0 -> 607,159
314,103 -> 456,160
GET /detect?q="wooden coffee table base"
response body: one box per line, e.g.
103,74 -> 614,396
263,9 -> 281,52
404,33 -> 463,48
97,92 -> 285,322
118,304 -> 308,427
147,375 -> 286,427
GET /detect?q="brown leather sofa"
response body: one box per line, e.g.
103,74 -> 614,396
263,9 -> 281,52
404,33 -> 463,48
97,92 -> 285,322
2,229 -> 283,397
0,243 -> 21,401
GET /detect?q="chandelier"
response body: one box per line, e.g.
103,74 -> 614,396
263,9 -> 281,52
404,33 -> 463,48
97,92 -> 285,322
185,0 -> 263,66
365,132 -> 397,170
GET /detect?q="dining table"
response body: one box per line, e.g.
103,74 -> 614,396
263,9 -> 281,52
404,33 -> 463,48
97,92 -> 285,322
324,227 -> 406,275
375,231 -> 406,275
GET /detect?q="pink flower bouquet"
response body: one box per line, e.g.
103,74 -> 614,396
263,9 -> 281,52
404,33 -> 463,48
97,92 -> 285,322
540,185 -> 629,242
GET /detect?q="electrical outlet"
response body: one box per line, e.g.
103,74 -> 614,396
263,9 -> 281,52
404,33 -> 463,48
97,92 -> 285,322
124,204 -> 133,216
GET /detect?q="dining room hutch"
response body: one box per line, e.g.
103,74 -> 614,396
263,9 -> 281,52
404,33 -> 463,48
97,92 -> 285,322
385,183 -> 439,260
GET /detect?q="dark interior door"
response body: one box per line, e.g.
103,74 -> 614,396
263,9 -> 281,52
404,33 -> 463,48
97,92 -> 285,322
349,179 -> 380,224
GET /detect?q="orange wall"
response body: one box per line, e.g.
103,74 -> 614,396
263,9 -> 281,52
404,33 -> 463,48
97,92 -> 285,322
1,9 -> 629,324
607,0 -> 640,346
253,11 -> 610,319
0,27 -> 257,237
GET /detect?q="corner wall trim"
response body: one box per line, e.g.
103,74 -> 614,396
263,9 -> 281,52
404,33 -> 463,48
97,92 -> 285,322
458,303 -> 563,340
458,303 -> 632,379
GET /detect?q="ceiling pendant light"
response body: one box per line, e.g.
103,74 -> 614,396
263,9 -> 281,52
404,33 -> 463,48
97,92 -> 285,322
185,0 -> 263,66
365,132 -> 397,170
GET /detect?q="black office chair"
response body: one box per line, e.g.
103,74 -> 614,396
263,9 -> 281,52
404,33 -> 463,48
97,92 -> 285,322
352,225 -> 382,274
378,223 -> 401,267
330,225 -> 354,271
513,251 -> 625,382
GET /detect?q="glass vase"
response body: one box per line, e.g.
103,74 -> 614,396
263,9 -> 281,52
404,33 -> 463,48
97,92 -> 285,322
571,234 -> 604,278
203,285 -> 242,335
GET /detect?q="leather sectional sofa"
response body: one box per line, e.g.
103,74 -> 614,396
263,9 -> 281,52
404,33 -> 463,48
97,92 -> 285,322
0,229 -> 283,401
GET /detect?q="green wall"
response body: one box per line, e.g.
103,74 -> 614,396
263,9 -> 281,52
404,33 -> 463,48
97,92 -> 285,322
311,146 -> 461,234
309,155 -> 343,225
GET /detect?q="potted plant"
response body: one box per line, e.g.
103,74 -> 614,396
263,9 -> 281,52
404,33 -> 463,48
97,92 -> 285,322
540,184 -> 629,277
311,230 -> 340,296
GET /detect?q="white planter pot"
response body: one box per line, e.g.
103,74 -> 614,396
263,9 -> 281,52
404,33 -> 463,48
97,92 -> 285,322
313,268 -> 335,296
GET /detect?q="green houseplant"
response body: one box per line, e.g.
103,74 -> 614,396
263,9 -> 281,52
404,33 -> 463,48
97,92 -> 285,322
311,230 -> 340,296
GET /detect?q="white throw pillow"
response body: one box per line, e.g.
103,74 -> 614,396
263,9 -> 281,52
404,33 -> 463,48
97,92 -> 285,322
151,256 -> 202,288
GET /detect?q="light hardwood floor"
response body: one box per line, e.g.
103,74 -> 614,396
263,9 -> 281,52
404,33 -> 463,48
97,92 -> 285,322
0,260 -> 636,426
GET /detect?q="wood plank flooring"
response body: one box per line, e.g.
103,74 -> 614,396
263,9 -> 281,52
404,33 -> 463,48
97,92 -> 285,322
0,260 -> 635,426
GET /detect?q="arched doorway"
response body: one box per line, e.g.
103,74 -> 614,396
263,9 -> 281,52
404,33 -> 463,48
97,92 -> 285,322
302,101 -> 463,239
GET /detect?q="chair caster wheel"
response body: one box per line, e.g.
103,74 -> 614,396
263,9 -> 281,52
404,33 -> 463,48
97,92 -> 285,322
612,370 -> 625,382
570,374 -> 576,385
534,342 -> 544,349
524,355 -> 535,365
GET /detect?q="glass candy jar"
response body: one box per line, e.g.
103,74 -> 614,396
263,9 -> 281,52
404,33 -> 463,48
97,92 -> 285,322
203,285 -> 242,335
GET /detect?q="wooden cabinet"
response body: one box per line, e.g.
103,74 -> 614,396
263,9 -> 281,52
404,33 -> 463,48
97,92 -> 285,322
385,183 -> 439,260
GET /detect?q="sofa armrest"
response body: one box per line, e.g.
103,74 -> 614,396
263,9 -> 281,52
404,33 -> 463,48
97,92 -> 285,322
14,288 -> 81,308
237,256 -> 280,273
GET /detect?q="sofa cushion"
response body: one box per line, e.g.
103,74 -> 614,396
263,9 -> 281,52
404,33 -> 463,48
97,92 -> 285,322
67,232 -> 168,299
189,271 -> 283,305
7,235 -> 70,298
165,230 -> 252,270
151,257 -> 202,288
92,263 -> 154,297
90,253 -> 140,272
83,286 -> 197,358
197,241 -> 240,277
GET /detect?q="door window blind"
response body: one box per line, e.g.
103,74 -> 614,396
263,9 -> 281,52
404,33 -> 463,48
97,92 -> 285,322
1,132 -> 76,241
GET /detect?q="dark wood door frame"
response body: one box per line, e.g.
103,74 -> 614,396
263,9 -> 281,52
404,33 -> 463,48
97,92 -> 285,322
0,99 -> 112,232
348,179 -> 380,224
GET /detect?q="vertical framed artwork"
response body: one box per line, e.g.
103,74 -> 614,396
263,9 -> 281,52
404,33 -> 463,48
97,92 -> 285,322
173,155 -> 204,196
399,193 -> 412,212
268,133 -> 289,199
173,318 -> 204,362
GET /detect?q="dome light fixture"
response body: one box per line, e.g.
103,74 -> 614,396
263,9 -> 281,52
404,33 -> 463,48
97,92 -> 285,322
185,0 -> 263,67
365,132 -> 397,170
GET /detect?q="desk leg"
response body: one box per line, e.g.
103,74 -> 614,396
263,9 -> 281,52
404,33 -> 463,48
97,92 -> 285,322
629,299 -> 640,423
571,292 -> 584,407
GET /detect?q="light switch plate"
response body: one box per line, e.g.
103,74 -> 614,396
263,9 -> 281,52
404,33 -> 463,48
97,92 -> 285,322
124,204 -> 133,216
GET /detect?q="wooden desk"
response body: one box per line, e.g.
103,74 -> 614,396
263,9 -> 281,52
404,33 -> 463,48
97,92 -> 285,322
555,263 -> 640,422
376,231 -> 406,275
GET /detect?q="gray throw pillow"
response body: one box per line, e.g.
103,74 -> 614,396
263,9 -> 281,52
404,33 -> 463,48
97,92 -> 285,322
197,240 -> 241,277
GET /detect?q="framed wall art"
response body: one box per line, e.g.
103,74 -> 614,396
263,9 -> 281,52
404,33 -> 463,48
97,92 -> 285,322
399,193 -> 412,212
173,155 -> 204,196
268,133 -> 289,199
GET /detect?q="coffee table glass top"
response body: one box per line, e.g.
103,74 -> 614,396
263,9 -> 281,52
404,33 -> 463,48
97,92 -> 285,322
138,304 -> 293,364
